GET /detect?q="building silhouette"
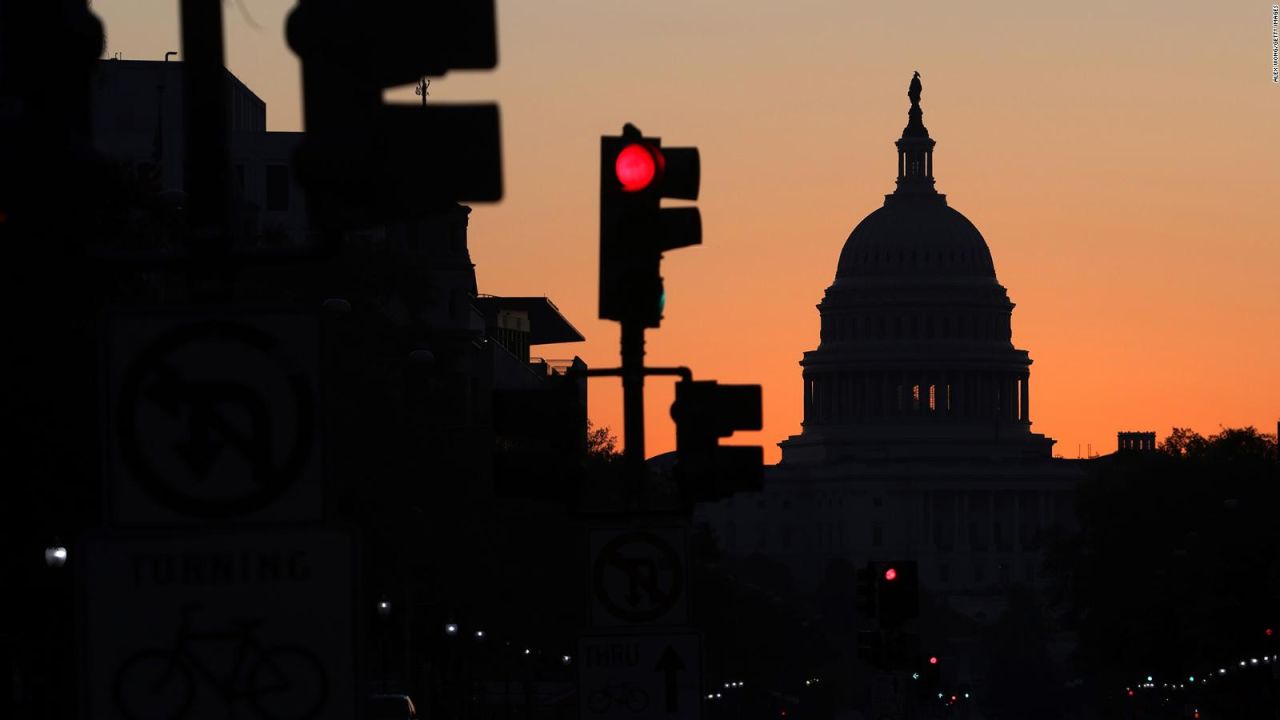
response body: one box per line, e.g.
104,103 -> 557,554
91,59 -> 309,247
699,75 -> 1085,688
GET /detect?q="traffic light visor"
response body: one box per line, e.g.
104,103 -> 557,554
616,143 -> 661,192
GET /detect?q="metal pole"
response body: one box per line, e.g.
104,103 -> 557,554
620,321 -> 646,509
179,0 -> 231,298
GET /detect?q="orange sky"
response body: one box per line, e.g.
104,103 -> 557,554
95,0 -> 1279,463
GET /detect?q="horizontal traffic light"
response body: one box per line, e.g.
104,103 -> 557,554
671,380 -> 763,502
288,0 -> 502,226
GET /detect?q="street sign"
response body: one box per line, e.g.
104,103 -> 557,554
579,633 -> 701,720
80,527 -> 356,720
103,309 -> 321,524
588,526 -> 688,627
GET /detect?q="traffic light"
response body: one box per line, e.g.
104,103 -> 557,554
922,655 -> 940,687
286,0 -> 502,228
599,124 -> 701,327
670,380 -> 763,502
872,560 -> 919,628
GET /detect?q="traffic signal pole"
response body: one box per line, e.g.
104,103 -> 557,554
596,123 -> 762,510
621,322 -> 648,509
179,0 -> 233,301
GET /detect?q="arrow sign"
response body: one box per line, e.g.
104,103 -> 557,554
654,644 -> 686,713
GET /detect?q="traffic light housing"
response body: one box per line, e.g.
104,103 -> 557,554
922,655 -> 940,687
670,380 -> 763,502
287,0 -> 502,229
871,560 -> 919,628
599,124 -> 701,327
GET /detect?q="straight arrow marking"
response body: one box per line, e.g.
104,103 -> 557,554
654,644 -> 686,713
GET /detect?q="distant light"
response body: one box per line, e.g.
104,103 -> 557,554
562,655 -> 572,665
45,544 -> 68,568
376,598 -> 392,617
1268,628 -> 1274,637
475,630 -> 486,640
444,623 -> 459,636
524,649 -> 531,656
1147,675 -> 1154,682
884,567 -> 898,581
929,656 -> 938,665
964,692 -> 970,699
1127,689 -> 1134,697
616,144 -> 659,192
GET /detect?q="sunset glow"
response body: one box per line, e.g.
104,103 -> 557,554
93,0 -> 1280,463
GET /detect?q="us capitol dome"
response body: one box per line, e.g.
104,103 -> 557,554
780,71 -> 1055,464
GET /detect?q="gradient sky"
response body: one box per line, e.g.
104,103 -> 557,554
95,1 -> 1279,463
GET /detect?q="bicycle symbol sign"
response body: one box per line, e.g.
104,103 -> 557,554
105,311 -> 320,523
589,527 -> 688,627
114,605 -> 327,720
82,528 -> 354,720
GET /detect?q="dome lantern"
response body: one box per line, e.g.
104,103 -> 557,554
894,71 -> 937,196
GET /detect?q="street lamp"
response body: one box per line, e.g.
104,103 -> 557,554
44,542 -> 68,569
474,629 -> 486,641
377,597 -> 392,617
444,622 -> 459,636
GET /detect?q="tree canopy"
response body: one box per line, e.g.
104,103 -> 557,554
1050,427 -> 1280,713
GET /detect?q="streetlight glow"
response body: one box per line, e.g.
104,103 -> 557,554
44,544 -> 68,568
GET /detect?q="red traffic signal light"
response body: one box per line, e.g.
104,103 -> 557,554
929,656 -> 938,665
884,567 -> 898,581
616,144 -> 660,192
1267,628 -> 1274,637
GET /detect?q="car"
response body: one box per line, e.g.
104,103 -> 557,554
368,693 -> 419,720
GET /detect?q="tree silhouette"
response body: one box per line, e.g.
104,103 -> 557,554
1049,427 -> 1280,715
